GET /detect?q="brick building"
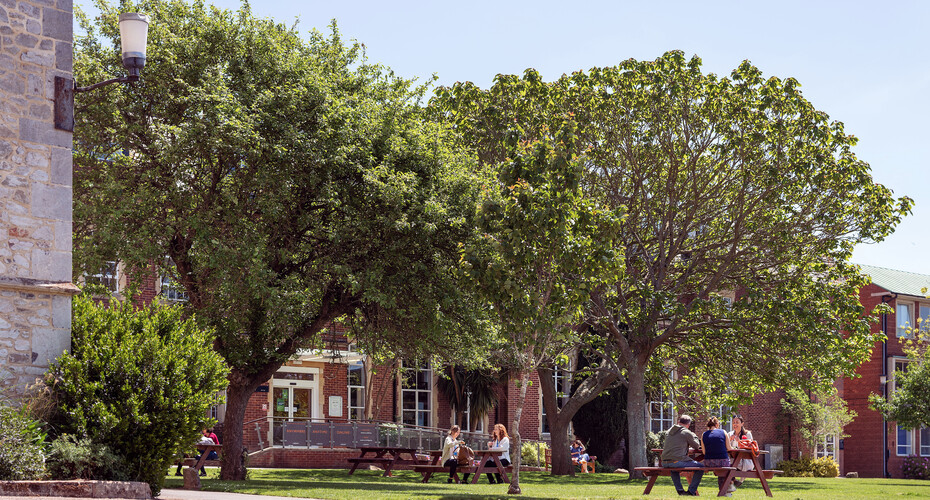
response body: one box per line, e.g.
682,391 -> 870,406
840,264 -> 930,478
0,0 -> 78,393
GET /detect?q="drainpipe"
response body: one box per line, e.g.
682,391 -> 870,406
881,294 -> 895,478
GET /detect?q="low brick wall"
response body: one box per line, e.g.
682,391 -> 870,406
0,480 -> 151,498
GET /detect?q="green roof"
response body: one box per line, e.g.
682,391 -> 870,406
857,264 -> 930,298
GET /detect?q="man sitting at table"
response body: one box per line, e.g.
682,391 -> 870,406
661,415 -> 704,496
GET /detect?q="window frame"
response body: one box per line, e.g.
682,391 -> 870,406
85,260 -> 119,293
920,427 -> 930,457
815,433 -> 838,460
897,302 -> 914,339
401,361 -> 432,428
541,364 -> 572,435
347,362 -> 365,421
897,425 -> 915,456
649,390 -> 675,434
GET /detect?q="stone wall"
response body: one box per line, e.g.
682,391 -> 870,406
0,0 -> 75,394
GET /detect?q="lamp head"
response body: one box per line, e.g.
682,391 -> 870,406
118,13 -> 150,79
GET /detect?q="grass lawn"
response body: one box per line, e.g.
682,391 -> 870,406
164,468 -> 930,499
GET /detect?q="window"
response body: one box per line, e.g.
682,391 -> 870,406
897,303 -> 913,338
711,405 -> 733,433
160,257 -> 189,301
86,261 -> 119,293
650,391 -> 675,434
401,361 -> 432,427
816,434 -> 837,460
921,428 -> 930,456
889,357 -> 913,393
541,365 -> 571,434
898,426 -> 914,456
348,363 -> 365,420
920,305 -> 930,337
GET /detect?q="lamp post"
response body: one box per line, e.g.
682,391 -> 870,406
54,12 -> 150,132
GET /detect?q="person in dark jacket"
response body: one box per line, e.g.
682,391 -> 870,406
661,415 -> 704,496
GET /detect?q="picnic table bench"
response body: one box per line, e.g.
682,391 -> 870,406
176,444 -> 222,474
640,448 -> 782,497
414,449 -> 511,484
347,446 -> 424,477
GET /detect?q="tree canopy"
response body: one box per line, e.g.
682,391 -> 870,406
433,51 -> 912,473
74,0 -> 491,479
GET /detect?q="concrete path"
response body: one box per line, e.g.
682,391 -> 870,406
158,489 -> 322,500
0,489 -> 322,500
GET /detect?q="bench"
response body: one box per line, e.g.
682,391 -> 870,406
413,464 -> 515,483
544,448 -> 597,473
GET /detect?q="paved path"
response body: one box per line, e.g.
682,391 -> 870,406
0,490 -> 322,500
158,489 -> 322,500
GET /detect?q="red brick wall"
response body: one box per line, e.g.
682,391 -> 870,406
323,363 -> 348,419
248,448 -> 361,468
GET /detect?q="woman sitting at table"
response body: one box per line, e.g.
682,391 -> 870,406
701,417 -> 734,493
570,439 -> 592,473
728,415 -> 754,487
441,425 -> 464,483
463,423 -> 511,484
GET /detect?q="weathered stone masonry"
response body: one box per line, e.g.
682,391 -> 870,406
0,0 -> 77,392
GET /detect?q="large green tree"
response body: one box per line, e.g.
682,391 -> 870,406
458,115 -> 623,491
74,0 -> 488,479
434,51 -> 911,475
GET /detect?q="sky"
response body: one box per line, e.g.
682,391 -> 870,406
77,0 -> 930,274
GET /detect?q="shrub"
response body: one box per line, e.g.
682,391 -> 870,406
44,296 -> 228,495
0,405 -> 46,480
778,456 -> 839,477
46,435 -> 127,481
902,455 -> 930,480
646,430 -> 667,466
521,441 -> 549,466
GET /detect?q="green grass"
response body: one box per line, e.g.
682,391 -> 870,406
165,468 -> 930,499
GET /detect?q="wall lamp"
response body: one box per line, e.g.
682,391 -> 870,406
54,13 -> 150,132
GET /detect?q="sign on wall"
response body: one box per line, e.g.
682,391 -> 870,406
282,421 -> 307,447
308,422 -> 330,447
328,396 -> 343,417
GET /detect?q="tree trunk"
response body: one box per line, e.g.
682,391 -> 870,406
539,364 -> 618,476
626,359 -> 648,479
219,381 -> 252,480
506,370 -> 530,495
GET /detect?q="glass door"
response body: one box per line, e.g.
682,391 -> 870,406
272,386 -> 312,446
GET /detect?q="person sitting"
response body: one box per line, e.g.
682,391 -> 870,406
441,425 -> 464,483
194,428 -> 219,477
463,423 -> 511,484
570,439 -> 592,473
727,415 -> 754,487
701,417 -> 734,495
661,415 -> 704,496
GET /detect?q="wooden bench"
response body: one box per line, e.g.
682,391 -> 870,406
544,448 -> 597,473
413,464 -> 515,483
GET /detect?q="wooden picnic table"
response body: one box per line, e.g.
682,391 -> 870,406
179,444 -> 222,474
346,446 -> 424,477
642,448 -> 780,497
414,450 -> 510,484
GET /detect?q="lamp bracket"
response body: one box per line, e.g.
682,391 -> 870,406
54,75 -> 140,132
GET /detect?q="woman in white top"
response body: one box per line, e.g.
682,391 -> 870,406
728,415 -> 754,487
473,423 -> 510,484
441,425 -> 464,483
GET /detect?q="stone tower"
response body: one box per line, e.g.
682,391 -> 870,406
0,0 -> 77,393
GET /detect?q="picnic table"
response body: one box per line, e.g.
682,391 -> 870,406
639,448 -> 781,497
413,449 -> 512,484
347,446 -> 424,477
178,444 -> 222,474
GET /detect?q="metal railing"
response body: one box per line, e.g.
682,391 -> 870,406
244,416 -> 550,460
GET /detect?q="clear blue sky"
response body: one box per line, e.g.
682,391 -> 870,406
77,0 -> 930,274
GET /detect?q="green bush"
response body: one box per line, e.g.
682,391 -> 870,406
646,430 -> 667,466
902,455 -> 930,479
44,296 -> 228,495
778,456 -> 839,477
46,435 -> 127,481
521,441 -> 549,466
0,405 -> 46,480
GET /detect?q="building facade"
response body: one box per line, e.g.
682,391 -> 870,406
0,0 -> 77,393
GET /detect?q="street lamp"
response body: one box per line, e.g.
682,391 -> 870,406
54,12 -> 151,132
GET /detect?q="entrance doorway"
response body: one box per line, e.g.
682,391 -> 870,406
269,366 -> 320,446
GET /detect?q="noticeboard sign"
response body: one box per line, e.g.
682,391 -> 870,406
332,423 -> 354,448
356,423 -> 378,447
282,421 -> 307,447
308,422 -> 330,447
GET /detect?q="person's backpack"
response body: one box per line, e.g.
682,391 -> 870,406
457,445 -> 475,465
